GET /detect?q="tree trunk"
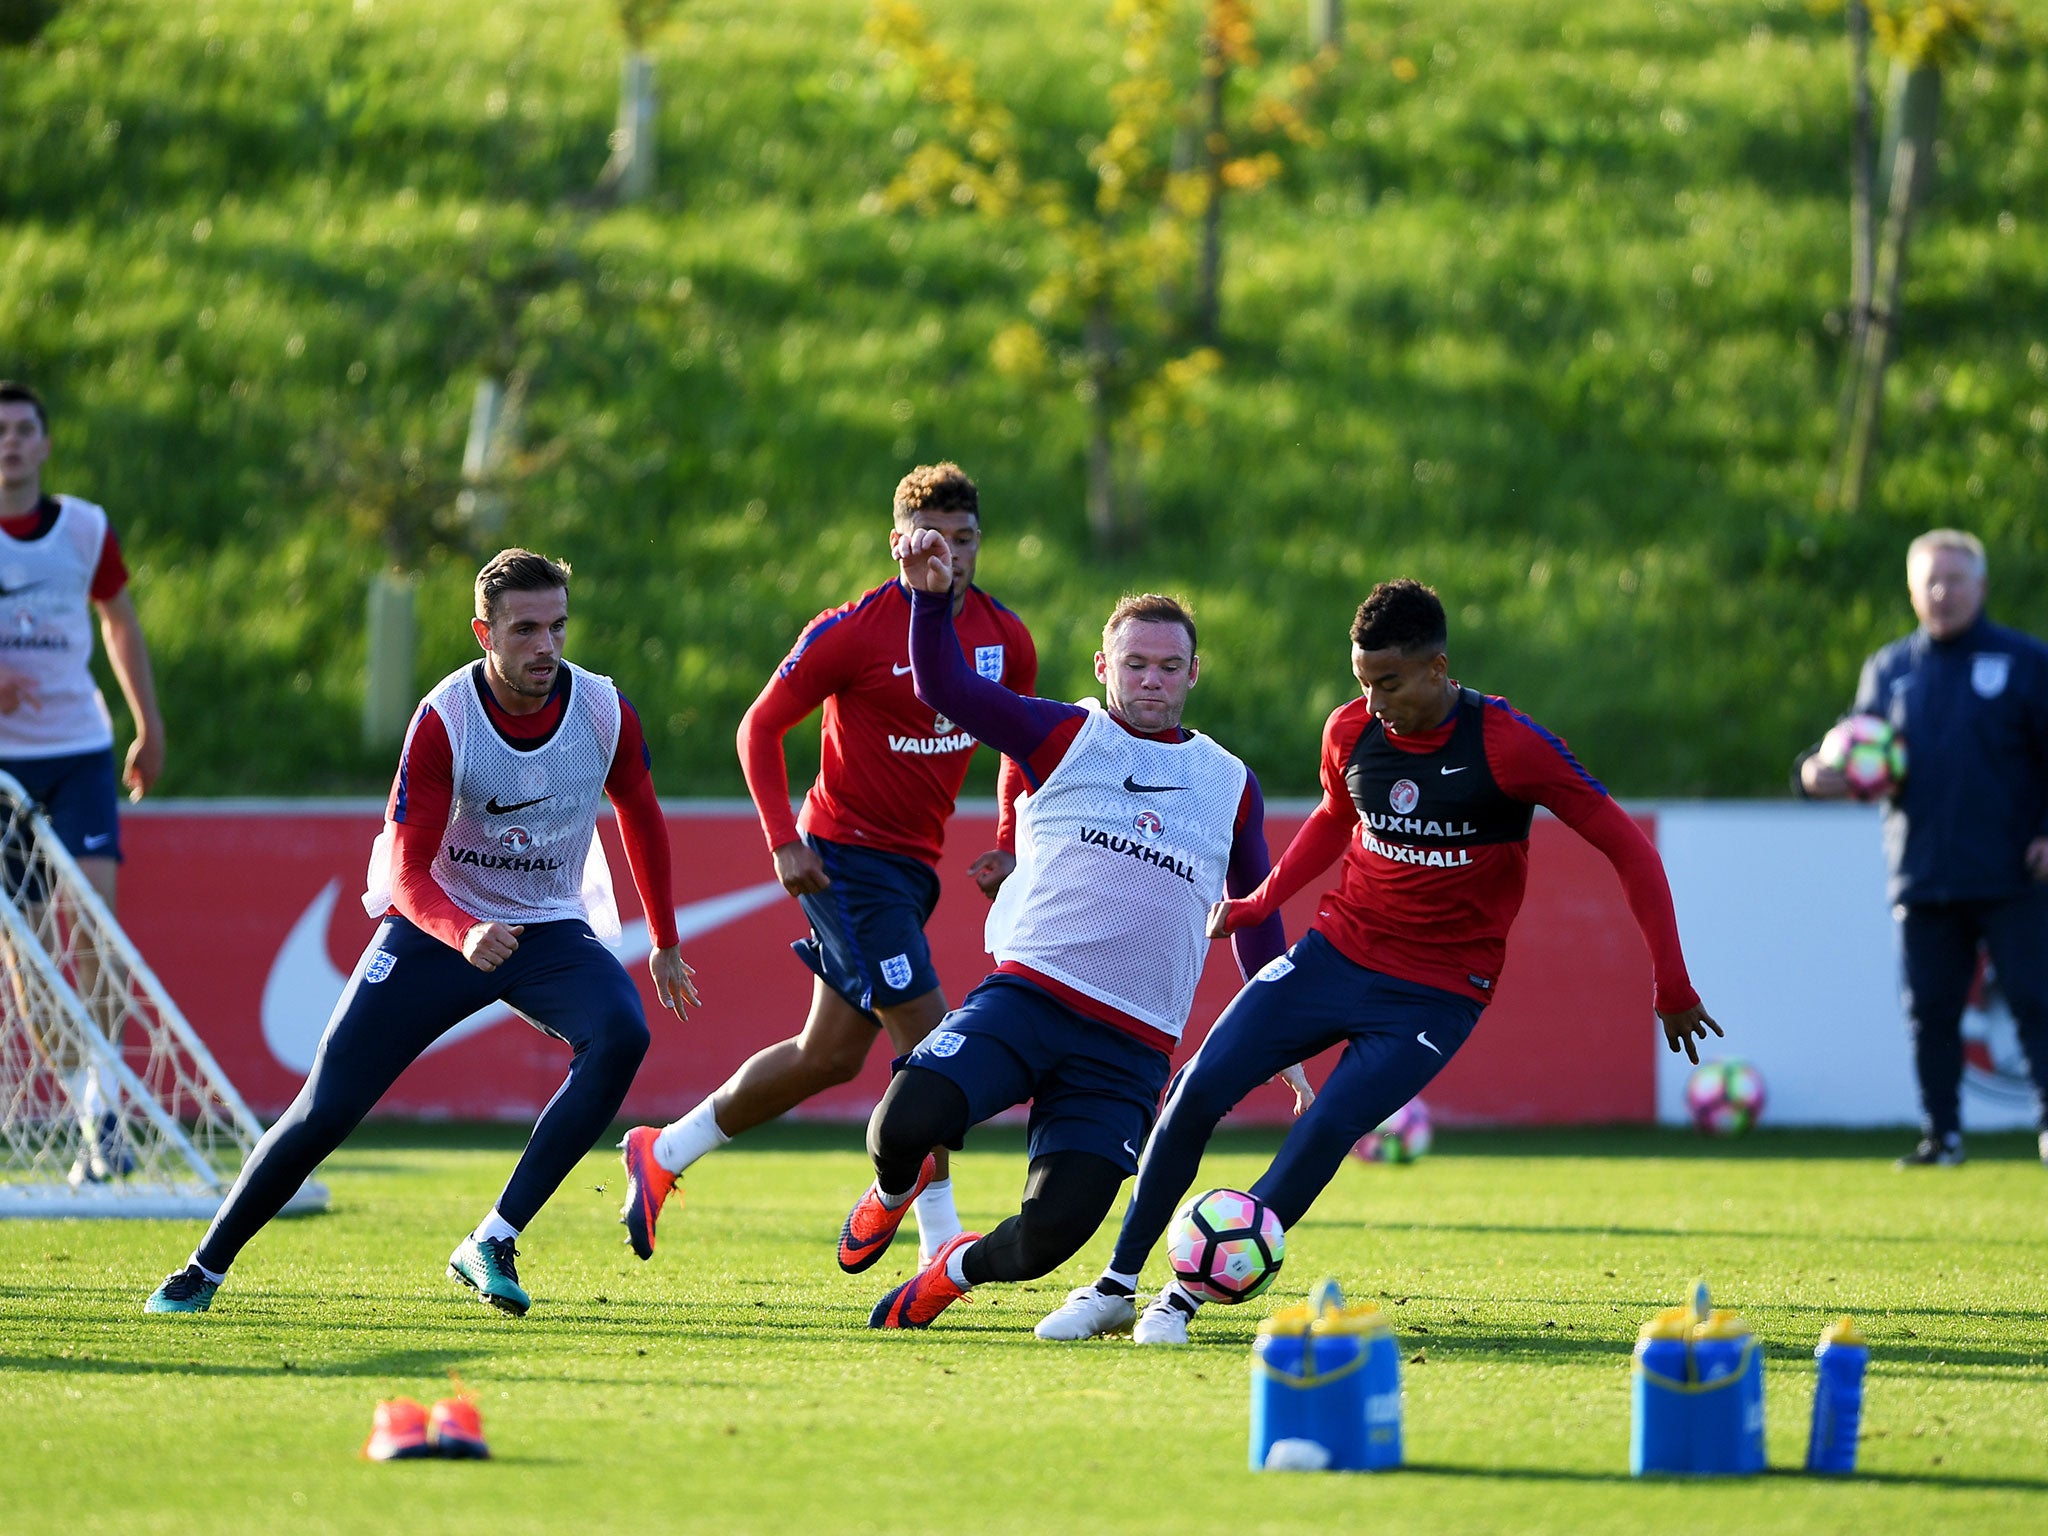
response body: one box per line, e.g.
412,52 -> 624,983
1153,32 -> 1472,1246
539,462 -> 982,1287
599,49 -> 657,201
456,377 -> 509,537
1877,57 -> 1940,213
1309,0 -> 1342,50
1837,138 -> 1923,514
1194,30 -> 1227,344
363,570 -> 418,749
1084,300 -> 1119,552
1846,1 -> 1875,356
1830,61 -> 1939,512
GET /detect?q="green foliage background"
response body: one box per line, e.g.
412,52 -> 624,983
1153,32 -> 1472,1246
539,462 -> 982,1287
3,0 -> 2044,797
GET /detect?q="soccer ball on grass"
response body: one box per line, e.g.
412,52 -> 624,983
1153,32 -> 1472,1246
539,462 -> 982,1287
1817,714 -> 1906,800
1351,1096 -> 1433,1163
1684,1059 -> 1767,1136
1165,1187 -> 1285,1304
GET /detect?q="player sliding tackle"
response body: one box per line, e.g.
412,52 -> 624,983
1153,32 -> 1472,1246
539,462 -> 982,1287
1038,579 -> 1722,1344
842,527 -> 1307,1329
144,550 -> 698,1317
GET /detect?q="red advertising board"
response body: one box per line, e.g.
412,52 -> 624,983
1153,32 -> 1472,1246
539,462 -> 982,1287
120,804 -> 1657,1126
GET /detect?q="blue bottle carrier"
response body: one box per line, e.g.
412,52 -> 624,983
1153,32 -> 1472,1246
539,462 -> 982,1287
1250,1279 -> 1402,1472
1630,1281 -> 1766,1476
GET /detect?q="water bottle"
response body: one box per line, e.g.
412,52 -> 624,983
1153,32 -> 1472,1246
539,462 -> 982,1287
1805,1316 -> 1868,1474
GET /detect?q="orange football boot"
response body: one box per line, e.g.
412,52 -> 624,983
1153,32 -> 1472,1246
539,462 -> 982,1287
837,1153 -> 936,1274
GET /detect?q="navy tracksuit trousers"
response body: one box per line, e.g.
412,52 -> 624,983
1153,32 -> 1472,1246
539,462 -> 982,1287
196,915 -> 648,1274
1898,888 -> 2048,1138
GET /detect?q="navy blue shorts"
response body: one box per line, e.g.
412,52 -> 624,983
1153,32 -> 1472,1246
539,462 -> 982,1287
793,833 -> 942,1016
1,748 -> 122,863
903,973 -> 1173,1174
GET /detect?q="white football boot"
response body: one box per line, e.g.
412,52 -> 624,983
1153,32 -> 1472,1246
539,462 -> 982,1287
1034,1285 -> 1138,1341
1132,1287 -> 1198,1345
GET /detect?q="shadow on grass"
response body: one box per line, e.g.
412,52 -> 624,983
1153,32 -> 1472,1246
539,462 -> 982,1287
1405,1463 -> 2048,1493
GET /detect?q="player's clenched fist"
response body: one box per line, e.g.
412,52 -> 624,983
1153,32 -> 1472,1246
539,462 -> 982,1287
462,920 -> 524,972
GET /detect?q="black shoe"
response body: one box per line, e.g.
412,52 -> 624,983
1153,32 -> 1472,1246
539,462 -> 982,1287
1896,1133 -> 1964,1168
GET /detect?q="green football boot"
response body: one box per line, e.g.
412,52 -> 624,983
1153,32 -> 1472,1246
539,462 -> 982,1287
144,1264 -> 219,1314
447,1234 -> 530,1316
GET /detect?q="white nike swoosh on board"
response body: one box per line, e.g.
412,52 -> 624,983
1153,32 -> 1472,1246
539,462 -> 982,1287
260,878 -> 788,1075
1417,1031 -> 1441,1054
892,663 -> 914,675
1440,766 -> 1467,776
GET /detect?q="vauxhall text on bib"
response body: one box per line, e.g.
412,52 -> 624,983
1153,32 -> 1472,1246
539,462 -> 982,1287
1342,688 -> 1534,868
987,700 -> 1247,1039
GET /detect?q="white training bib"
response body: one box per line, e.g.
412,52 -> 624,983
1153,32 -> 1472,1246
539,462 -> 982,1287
986,700 -> 1247,1039
0,496 -> 116,758
363,660 -> 623,940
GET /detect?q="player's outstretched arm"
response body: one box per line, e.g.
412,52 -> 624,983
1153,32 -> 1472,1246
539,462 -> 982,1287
900,531 -> 1074,762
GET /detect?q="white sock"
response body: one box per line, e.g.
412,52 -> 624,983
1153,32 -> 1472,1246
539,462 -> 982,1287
944,1238 -> 975,1290
80,1066 -> 111,1121
652,1097 -> 729,1174
471,1209 -> 520,1245
1162,1279 -> 1203,1314
913,1178 -> 961,1260
186,1253 -> 227,1285
1099,1268 -> 1141,1295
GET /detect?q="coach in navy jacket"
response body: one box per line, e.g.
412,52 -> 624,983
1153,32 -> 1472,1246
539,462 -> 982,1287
1797,529 -> 2048,1167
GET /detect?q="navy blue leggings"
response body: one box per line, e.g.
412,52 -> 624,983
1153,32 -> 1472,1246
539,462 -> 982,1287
1899,891 -> 2048,1138
1109,930 -> 1481,1275
196,915 -> 649,1273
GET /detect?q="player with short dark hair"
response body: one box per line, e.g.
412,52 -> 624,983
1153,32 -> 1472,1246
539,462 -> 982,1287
1038,578 -> 1719,1344
842,528 -> 1297,1330
616,464 -> 1036,1265
0,379 -> 167,1183
144,549 -> 698,1315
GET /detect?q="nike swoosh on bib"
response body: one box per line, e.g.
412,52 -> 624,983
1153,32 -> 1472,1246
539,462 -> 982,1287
485,794 -> 553,815
1122,775 -> 1186,794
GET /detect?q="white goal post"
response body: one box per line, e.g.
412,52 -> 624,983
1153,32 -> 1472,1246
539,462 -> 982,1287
0,770 -> 326,1218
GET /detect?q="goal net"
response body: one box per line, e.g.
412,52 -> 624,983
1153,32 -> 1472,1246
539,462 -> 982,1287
0,771 -> 326,1218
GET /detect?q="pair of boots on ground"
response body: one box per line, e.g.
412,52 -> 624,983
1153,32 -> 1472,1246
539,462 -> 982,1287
363,1395 -> 490,1460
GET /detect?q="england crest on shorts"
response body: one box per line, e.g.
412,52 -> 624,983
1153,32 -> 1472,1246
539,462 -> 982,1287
364,950 -> 397,984
975,645 -> 1005,681
880,952 -> 914,992
1971,653 -> 2010,699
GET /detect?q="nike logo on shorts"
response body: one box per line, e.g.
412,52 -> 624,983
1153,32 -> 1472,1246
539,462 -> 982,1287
485,794 -> 553,815
82,832 -> 113,849
893,663 -> 914,675
1417,1031 -> 1441,1055
1122,1140 -> 1137,1158
1123,775 -> 1186,793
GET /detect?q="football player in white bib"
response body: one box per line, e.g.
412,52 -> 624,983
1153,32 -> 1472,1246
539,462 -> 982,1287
841,525 -> 1307,1330
0,380 -> 168,1185
145,550 -> 698,1316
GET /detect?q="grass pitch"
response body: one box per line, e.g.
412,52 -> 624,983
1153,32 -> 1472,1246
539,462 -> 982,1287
3,1124 -> 2045,1534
